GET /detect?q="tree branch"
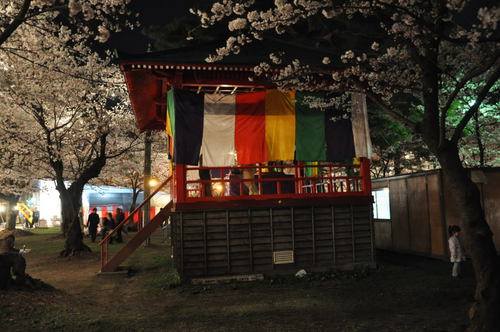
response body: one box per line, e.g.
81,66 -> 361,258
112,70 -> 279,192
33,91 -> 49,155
0,0 -> 32,46
2,48 -> 118,85
106,137 -> 141,159
440,52 -> 500,143
451,63 -> 500,144
71,133 -> 109,191
364,91 -> 419,132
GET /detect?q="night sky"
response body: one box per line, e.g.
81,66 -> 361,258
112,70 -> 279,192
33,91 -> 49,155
108,0 -> 197,53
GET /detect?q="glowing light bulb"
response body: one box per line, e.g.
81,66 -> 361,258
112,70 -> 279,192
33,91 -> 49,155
213,182 -> 224,193
148,178 -> 158,187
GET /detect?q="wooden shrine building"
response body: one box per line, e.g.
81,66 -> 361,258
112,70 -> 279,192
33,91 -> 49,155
100,41 -> 376,281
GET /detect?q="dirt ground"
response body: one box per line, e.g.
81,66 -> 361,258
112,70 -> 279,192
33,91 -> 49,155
0,228 -> 475,332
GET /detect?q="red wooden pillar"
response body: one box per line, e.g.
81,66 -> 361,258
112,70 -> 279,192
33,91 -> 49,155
175,163 -> 186,203
360,157 -> 372,195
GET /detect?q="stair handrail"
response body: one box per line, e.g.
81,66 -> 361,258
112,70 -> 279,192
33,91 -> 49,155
99,175 -> 172,267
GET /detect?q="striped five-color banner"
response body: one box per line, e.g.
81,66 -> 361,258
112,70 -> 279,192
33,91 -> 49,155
166,89 -> 371,166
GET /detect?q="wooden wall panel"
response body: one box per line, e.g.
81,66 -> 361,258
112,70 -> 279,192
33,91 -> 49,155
353,205 -> 373,263
389,180 -> 410,252
427,173 -> 446,257
407,176 -> 430,254
373,222 -> 392,249
372,180 -> 389,190
172,203 -> 374,280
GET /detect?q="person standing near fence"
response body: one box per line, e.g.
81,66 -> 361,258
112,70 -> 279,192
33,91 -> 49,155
448,225 -> 466,278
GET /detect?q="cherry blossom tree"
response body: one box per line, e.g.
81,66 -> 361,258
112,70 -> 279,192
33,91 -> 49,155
0,0 -> 136,47
193,1 -> 500,330
96,132 -> 171,213
98,150 -> 145,212
0,12 -> 139,255
0,143 -> 36,230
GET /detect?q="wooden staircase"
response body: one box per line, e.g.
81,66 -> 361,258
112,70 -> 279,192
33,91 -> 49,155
99,176 -> 173,273
100,201 -> 173,273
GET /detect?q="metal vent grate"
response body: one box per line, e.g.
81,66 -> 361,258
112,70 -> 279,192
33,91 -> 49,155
273,250 -> 294,264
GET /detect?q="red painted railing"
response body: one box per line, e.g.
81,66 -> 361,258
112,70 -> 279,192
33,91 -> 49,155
99,176 -> 172,269
174,158 -> 371,203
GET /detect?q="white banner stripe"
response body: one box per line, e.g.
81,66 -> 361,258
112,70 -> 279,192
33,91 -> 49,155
201,94 -> 236,166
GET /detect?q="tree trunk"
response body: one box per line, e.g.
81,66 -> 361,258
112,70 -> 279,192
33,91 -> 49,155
390,149 -> 404,176
436,143 -> 500,332
473,113 -> 485,167
6,196 -> 19,231
130,188 -> 140,212
58,187 -> 91,256
418,54 -> 499,330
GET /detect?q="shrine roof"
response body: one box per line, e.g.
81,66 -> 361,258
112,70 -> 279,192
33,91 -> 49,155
117,39 -> 334,68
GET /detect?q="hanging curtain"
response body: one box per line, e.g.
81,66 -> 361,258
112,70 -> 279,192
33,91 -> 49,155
167,89 -> 371,166
201,94 -> 236,166
265,90 -> 296,161
172,89 -> 204,165
295,91 -> 327,161
235,91 -> 268,165
325,107 -> 355,161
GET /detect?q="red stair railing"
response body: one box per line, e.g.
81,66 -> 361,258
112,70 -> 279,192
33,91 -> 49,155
99,175 -> 172,270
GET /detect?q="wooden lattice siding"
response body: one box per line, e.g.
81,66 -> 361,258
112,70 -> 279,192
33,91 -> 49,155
171,203 -> 374,280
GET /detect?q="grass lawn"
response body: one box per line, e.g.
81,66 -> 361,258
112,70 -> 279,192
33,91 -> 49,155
0,228 -> 475,332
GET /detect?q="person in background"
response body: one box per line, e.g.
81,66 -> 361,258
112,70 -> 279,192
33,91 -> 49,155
107,212 -> 116,236
243,165 -> 258,195
32,208 -> 39,228
448,225 -> 466,278
0,234 -> 26,288
86,208 -> 100,243
115,208 -> 125,243
0,234 -> 20,254
101,216 -> 114,244
24,215 -> 31,229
